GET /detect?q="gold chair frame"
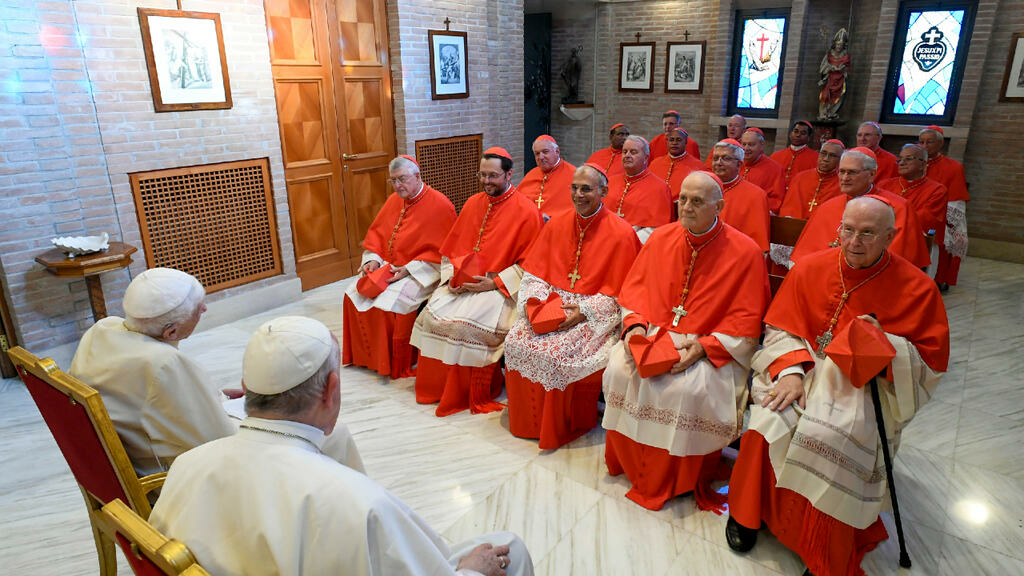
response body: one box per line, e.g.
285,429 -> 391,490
7,347 -> 167,576
93,499 -> 210,576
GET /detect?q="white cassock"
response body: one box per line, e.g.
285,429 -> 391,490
345,250 -> 441,315
70,317 -> 364,476
747,326 -> 943,529
410,259 -> 524,367
150,417 -> 533,576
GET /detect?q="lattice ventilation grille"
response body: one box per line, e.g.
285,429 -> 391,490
415,134 -> 482,212
129,158 -> 282,293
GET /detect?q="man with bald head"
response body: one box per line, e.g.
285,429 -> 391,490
855,121 -> 897,182
587,123 -> 630,178
709,139 -> 770,251
770,120 -> 818,192
602,170 -> 769,511
740,128 -> 786,213
505,163 -> 641,449
603,135 -> 672,243
649,110 -> 701,160
778,139 -> 844,219
705,114 -> 747,166
519,135 -> 576,219
879,143 -> 947,237
790,148 -> 930,269
919,126 -> 969,290
727,196 -> 949,576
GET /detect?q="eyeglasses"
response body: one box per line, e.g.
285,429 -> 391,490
477,171 -> 506,181
837,225 -> 881,242
388,175 -> 413,185
712,155 -> 738,163
837,168 -> 865,176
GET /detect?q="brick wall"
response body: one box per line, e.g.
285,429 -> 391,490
388,0 -> 526,173
0,0 -> 294,350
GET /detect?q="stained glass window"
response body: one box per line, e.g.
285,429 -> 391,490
729,11 -> 789,116
882,1 -> 976,125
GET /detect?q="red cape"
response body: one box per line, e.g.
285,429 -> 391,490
649,153 -> 705,201
878,176 -> 948,235
770,146 -> 818,191
603,169 -> 673,228
926,154 -> 969,202
778,169 -> 840,219
742,155 -> 785,213
790,189 -> 930,268
618,219 -> 769,337
872,147 -> 898,183
649,133 -> 701,161
519,159 -> 576,218
587,147 -> 625,178
362,184 -> 456,265
521,206 -> 641,297
440,186 -> 543,273
767,247 -> 949,372
719,177 -> 770,251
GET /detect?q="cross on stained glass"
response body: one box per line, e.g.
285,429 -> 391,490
924,28 -> 942,43
756,33 -> 770,59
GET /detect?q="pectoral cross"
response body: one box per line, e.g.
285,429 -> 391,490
671,304 -> 687,327
814,330 -> 833,358
536,174 -> 548,209
808,197 -> 819,212
828,238 -> 840,248
568,268 -> 582,289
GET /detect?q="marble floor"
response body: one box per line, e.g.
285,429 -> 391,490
2,256 -> 1023,575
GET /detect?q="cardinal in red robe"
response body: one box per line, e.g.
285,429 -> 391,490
709,139 -> 770,251
727,195 -> 949,576
343,155 -> 456,378
411,147 -> 543,416
741,127 -> 786,213
504,163 -> 641,449
920,125 -> 969,289
602,171 -> 769,511
856,122 -> 898,183
879,143 -> 947,236
778,139 -> 844,220
587,123 -> 630,179
603,135 -> 673,243
649,109 -> 701,160
649,127 -> 705,203
518,135 -> 576,220
770,121 -> 818,193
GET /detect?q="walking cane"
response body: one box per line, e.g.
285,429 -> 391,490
869,374 -> 912,568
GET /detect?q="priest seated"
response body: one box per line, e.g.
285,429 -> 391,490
726,196 -> 949,576
342,155 -> 456,379
504,163 -> 641,449
518,135 -> 575,220
411,147 -> 543,416
602,135 -> 672,243
601,171 -> 770,511
151,316 -> 534,576
709,139 -> 770,251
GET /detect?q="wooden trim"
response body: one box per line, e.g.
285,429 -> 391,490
999,32 -> 1024,103
138,8 -> 232,112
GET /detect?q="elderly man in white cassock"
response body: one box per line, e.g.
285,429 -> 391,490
71,267 -> 363,477
151,316 -> 533,576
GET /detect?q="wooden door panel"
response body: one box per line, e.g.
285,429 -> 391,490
275,79 -> 330,167
337,0 -> 383,65
265,0 -> 316,63
344,79 -> 385,155
346,166 -> 390,251
287,176 -> 339,259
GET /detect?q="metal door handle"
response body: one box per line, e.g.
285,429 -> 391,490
342,153 -> 360,160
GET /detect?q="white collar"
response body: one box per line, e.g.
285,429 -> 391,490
790,144 -> 807,151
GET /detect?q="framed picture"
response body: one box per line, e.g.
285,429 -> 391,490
428,30 -> 469,100
619,42 -> 655,92
138,8 -> 231,112
1000,33 -> 1024,102
665,41 -> 705,93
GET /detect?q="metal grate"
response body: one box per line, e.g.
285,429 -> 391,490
129,158 -> 282,293
415,134 -> 482,212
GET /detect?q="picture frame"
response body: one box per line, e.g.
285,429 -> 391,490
618,42 -> 655,92
1000,33 -> 1024,102
665,41 -> 705,93
137,8 -> 232,112
428,29 -> 469,100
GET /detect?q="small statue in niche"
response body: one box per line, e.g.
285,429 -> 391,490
560,44 -> 583,104
818,28 -> 850,121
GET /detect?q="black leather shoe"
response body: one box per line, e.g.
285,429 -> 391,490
938,282 -> 950,293
726,516 -> 758,552
803,569 -> 815,576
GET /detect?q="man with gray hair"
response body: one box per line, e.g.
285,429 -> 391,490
603,134 -> 672,243
855,121 -> 898,182
790,147 -> 930,269
601,171 -> 769,511
709,138 -> 770,251
151,316 -> 534,576
70,267 -> 234,475
878,143 -> 947,237
343,154 -> 456,378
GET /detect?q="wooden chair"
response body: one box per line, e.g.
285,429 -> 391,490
93,499 -> 210,576
768,215 -> 808,295
7,346 -> 166,576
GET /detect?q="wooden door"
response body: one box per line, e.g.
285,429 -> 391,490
264,0 -> 395,290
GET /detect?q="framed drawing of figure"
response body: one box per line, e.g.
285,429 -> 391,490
429,29 -> 469,100
619,42 -> 655,92
666,41 -> 705,93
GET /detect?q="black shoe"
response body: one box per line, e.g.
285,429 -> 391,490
803,570 -> 815,576
938,282 -> 950,293
726,516 -> 758,552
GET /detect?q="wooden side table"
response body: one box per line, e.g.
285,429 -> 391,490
35,242 -> 138,322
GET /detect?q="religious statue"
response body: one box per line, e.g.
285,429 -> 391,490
818,28 -> 850,121
560,45 -> 583,104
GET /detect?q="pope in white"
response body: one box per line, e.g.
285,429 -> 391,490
150,316 -> 533,576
